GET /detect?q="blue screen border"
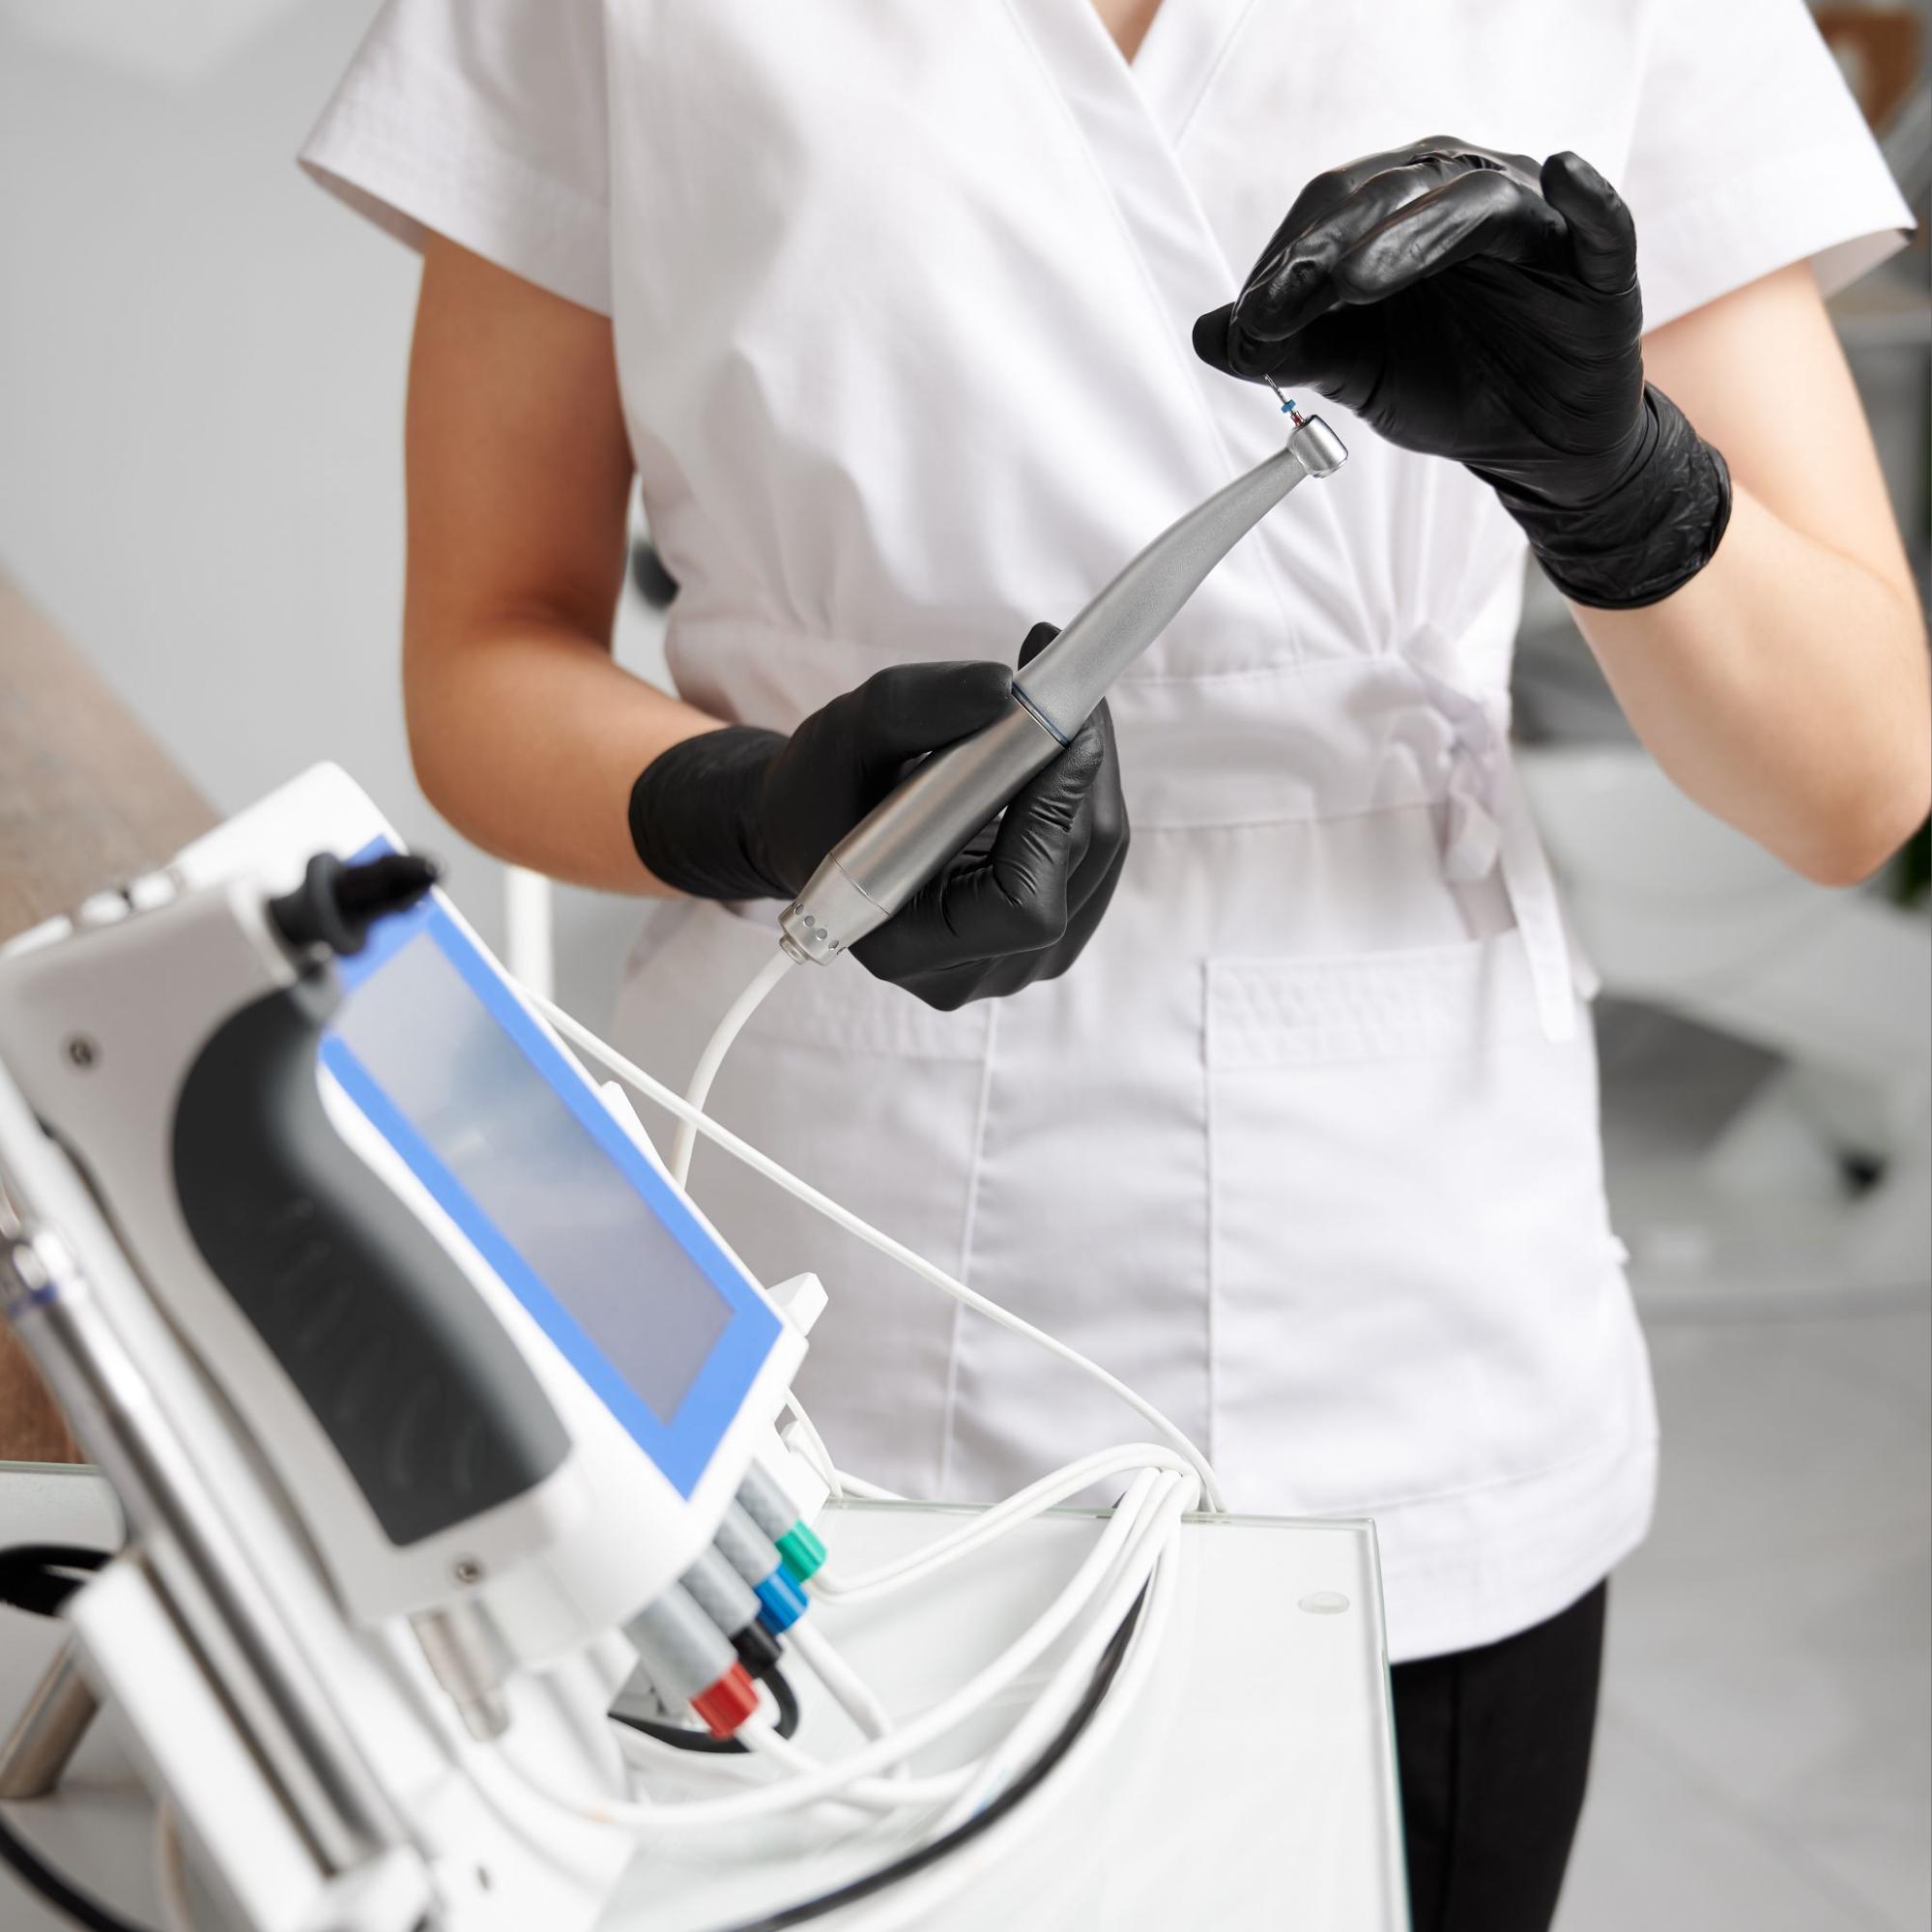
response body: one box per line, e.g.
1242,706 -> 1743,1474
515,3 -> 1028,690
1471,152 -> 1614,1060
318,840 -> 781,1500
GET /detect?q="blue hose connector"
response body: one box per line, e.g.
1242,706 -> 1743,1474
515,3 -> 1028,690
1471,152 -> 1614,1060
752,1566 -> 808,1634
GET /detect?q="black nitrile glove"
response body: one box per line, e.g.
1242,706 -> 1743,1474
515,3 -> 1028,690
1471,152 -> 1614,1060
1193,141 -> 1731,610
628,624 -> 1129,1010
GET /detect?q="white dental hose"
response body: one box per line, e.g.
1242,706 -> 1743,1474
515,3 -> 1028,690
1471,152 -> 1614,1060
498,1463 -> 1185,1834
930,1474 -> 1188,1835
787,1618 -> 896,1746
813,1443 -> 1201,1604
669,944 -> 793,1188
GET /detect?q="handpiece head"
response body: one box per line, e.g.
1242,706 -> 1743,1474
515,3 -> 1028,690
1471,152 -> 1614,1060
1288,413 -> 1347,479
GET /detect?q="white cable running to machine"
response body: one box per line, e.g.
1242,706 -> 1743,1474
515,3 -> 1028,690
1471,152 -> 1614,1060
601,1462 -> 1181,1816
489,1463 -> 1188,1834
780,1392 -> 846,1501
813,1443 -> 1201,1604
668,945 -> 793,1188
786,1617 -> 897,1745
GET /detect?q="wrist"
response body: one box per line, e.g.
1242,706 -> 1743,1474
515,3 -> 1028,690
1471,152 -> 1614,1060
627,725 -> 790,900
1488,386 -> 1733,611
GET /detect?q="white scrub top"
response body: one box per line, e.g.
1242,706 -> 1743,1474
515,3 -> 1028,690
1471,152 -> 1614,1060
304,0 -> 1909,1661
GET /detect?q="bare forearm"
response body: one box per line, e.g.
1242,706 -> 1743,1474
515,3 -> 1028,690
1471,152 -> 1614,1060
1574,484 -> 1930,885
406,620 -> 722,893
400,236 -> 707,893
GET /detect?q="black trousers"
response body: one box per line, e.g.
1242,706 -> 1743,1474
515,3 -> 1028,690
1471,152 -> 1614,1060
1391,1581 -> 1607,1932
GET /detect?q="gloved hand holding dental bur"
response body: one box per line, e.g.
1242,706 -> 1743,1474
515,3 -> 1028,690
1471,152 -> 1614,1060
1192,140 -> 1732,612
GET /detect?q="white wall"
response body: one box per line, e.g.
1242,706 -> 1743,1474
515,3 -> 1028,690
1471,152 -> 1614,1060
0,0 -> 654,1015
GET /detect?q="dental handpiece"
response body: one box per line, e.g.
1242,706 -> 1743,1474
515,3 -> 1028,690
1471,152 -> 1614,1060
778,413 -> 1347,966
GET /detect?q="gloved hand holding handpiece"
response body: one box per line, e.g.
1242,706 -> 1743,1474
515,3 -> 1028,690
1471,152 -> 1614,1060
1194,139 -> 1731,610
627,622 -> 1129,1011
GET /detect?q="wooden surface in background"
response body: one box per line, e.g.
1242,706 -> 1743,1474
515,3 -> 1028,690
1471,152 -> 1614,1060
1811,7 -> 1923,131
0,565 -> 216,1461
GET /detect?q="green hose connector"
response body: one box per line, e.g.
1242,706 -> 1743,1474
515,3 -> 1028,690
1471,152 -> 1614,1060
775,1522 -> 827,1584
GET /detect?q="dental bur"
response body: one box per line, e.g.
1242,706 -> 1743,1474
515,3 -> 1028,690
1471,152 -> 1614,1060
777,413 -> 1347,966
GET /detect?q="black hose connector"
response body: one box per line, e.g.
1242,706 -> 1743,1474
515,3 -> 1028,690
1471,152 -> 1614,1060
268,851 -> 440,960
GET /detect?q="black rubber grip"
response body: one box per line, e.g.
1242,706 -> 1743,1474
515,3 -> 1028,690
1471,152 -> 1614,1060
172,986 -> 568,1547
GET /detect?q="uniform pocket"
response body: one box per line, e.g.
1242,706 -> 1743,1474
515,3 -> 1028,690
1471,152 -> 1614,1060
1206,934 -> 1630,1515
610,899 -> 993,1497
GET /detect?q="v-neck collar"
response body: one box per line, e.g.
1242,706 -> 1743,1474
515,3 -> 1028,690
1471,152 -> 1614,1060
1014,0 -> 1368,649
1092,0 -> 1163,72
1072,0 -> 1262,149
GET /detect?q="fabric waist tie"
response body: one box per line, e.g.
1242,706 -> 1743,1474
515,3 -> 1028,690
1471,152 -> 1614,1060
1420,667 -> 1578,1044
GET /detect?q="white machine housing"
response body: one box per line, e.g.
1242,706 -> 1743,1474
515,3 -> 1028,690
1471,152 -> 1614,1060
0,764 -> 804,1661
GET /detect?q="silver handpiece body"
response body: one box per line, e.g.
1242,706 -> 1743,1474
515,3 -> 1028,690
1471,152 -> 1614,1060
779,414 -> 1346,966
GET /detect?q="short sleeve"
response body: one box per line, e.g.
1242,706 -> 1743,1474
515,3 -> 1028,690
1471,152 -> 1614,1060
1620,0 -> 1913,331
300,0 -> 612,315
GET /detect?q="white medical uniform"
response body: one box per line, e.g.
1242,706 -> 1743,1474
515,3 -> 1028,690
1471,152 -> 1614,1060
305,0 -> 1909,1661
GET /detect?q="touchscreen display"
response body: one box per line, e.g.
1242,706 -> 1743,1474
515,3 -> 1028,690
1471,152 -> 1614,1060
319,861 -> 778,1496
